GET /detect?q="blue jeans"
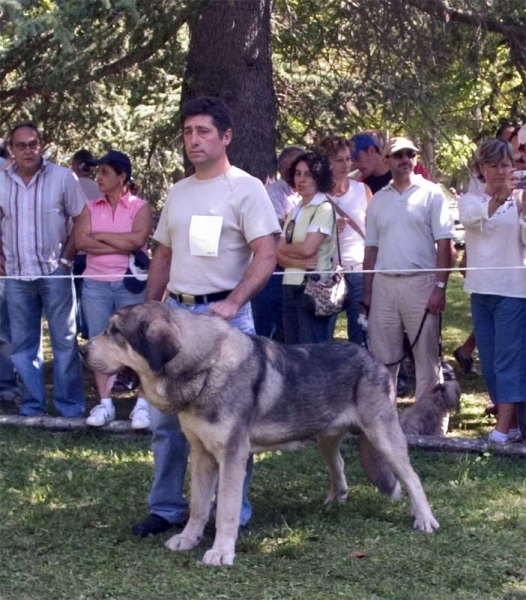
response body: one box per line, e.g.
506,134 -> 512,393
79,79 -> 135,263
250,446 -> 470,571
0,279 -> 17,392
282,284 -> 332,344
251,271 -> 284,339
6,267 -> 85,417
148,299 -> 255,526
329,271 -> 366,345
82,279 -> 146,338
471,293 -> 526,404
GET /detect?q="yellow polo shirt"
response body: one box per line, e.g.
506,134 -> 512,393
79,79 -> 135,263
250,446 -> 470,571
282,192 -> 336,286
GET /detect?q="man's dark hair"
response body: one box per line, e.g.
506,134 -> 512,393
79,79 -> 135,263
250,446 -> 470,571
8,121 -> 41,145
288,151 -> 334,194
180,96 -> 232,137
0,138 -> 8,160
72,149 -> 94,164
495,123 -> 515,140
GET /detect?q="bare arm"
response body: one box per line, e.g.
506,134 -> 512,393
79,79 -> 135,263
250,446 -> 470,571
361,246 -> 378,315
208,234 -> 277,321
91,204 -> 153,252
145,243 -> 172,302
276,236 -> 317,270
277,231 -> 326,260
75,205 -> 123,255
426,238 -> 452,314
61,214 -> 81,263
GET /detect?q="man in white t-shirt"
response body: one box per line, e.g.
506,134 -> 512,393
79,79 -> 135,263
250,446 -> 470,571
131,97 -> 280,538
362,137 -> 453,404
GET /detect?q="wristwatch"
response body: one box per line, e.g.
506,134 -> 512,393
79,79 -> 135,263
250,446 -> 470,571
435,281 -> 446,289
59,258 -> 73,268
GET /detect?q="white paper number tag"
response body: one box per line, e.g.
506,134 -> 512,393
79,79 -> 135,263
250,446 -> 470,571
189,215 -> 223,257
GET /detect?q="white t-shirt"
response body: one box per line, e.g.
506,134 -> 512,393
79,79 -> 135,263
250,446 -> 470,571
459,190 -> 526,298
329,180 -> 368,268
154,166 -> 280,295
365,174 -> 453,273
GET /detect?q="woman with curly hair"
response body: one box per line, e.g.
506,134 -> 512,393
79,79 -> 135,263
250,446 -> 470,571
320,135 -> 371,344
277,151 -> 336,343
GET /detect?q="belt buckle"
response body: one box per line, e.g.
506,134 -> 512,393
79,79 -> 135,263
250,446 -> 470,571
181,293 -> 196,305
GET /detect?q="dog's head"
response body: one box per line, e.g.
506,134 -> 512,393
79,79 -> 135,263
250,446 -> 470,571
432,380 -> 461,415
80,301 -> 182,376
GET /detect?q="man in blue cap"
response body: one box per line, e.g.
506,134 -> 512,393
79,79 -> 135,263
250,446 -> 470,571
351,133 -> 392,194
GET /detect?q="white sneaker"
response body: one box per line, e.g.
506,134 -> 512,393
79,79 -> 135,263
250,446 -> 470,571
130,405 -> 150,430
86,403 -> 116,427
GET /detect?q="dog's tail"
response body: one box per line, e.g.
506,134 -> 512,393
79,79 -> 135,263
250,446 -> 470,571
359,380 -> 462,497
358,435 -> 401,499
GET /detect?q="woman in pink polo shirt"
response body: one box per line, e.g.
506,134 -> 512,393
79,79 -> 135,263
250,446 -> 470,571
75,151 -> 153,428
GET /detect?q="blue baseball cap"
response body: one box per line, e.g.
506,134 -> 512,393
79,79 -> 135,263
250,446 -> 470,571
351,134 -> 379,161
88,150 -> 132,182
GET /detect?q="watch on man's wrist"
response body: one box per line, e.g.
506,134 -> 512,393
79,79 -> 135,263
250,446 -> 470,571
59,258 -> 73,268
435,281 -> 446,289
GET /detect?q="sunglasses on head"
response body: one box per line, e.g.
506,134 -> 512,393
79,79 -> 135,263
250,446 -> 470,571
390,150 -> 417,160
285,219 -> 296,244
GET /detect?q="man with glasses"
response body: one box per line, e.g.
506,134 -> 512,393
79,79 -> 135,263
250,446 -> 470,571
361,137 -> 453,411
0,122 -> 86,417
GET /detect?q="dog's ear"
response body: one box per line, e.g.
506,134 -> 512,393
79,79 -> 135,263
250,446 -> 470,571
128,319 -> 181,372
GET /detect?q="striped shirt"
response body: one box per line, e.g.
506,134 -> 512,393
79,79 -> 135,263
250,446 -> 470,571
0,159 -> 86,277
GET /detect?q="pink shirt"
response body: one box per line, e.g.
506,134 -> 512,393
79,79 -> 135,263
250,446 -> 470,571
84,192 -> 148,281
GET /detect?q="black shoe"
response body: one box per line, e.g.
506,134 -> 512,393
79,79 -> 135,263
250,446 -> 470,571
131,514 -> 175,538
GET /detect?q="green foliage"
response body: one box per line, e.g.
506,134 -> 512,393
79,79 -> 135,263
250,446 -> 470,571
0,0 -> 524,198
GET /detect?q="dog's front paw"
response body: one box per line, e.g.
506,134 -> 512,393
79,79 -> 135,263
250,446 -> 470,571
323,486 -> 349,506
413,514 -> 440,533
202,548 -> 235,567
165,531 -> 201,552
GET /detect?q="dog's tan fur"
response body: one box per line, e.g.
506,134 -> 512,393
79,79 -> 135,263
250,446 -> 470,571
81,302 -> 440,566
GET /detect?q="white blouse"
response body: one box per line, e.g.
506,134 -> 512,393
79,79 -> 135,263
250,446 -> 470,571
459,190 -> 526,298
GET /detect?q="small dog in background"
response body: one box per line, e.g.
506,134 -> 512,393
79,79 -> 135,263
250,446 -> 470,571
400,381 -> 461,437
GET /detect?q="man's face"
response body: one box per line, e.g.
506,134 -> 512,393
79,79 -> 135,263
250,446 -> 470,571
9,127 -> 42,174
183,115 -> 231,168
386,148 -> 417,179
354,146 -> 378,177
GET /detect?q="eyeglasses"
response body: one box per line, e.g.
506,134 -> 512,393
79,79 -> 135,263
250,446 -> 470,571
13,141 -> 40,151
389,150 -> 416,160
285,219 -> 296,243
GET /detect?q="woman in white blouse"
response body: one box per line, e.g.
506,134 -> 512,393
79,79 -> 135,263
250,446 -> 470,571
459,139 -> 526,443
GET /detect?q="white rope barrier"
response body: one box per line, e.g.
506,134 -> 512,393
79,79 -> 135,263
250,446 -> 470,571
1,264 -> 526,280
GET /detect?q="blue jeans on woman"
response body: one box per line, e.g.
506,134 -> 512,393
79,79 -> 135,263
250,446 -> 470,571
147,299 -> 255,527
328,271 -> 366,344
470,293 -> 526,404
282,284 -> 332,344
6,266 -> 85,417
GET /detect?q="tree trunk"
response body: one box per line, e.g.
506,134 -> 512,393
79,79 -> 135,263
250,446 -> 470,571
181,0 -> 277,182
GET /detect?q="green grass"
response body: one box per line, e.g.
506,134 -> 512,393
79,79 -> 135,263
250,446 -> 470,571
2,428 -> 526,600
1,274 -> 517,599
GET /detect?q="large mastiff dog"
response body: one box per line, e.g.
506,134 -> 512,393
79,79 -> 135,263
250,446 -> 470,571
80,301 -> 439,566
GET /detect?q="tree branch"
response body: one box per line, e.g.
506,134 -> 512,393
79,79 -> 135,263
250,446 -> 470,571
0,0 -> 213,102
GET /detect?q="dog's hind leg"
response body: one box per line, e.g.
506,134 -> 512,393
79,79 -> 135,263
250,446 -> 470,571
361,421 -> 439,533
358,434 -> 401,499
317,433 -> 349,505
202,442 -> 251,567
165,438 -> 218,554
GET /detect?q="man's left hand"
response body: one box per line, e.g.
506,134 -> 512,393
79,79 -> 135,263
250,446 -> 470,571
426,286 -> 446,314
208,299 -> 240,322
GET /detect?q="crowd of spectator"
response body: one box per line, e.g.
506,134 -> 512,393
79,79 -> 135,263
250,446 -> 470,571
0,114 -> 525,449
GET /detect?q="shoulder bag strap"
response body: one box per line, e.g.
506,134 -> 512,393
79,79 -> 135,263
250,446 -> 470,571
329,198 -> 365,239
